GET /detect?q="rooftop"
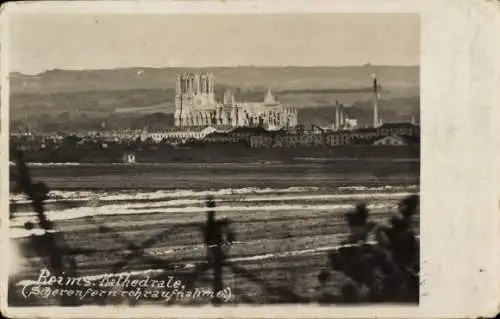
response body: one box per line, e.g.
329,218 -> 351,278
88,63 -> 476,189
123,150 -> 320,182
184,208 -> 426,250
148,126 -> 212,133
378,122 -> 419,130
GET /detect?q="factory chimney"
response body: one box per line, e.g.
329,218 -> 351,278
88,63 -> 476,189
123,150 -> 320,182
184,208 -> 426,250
372,73 -> 379,128
340,104 -> 345,127
335,100 -> 340,130
411,114 -> 417,125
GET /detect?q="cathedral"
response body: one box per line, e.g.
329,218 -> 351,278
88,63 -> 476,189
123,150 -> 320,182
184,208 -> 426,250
174,72 -> 298,130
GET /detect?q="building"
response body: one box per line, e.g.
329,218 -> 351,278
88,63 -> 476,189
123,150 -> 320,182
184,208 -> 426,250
174,72 -> 298,130
349,128 -> 378,139
148,126 -> 218,143
205,132 -> 242,144
98,130 -> 145,142
123,152 -> 137,163
332,101 -> 358,131
326,132 -> 351,146
205,126 -> 270,144
249,134 -> 274,148
342,118 -> 358,130
377,122 -> 420,137
249,130 -> 350,148
373,135 -> 409,146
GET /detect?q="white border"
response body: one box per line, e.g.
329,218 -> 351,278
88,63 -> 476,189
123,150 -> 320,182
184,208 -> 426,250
1,0 -> 500,318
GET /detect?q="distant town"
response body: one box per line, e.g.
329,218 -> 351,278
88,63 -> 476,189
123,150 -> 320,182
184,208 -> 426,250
10,72 -> 420,163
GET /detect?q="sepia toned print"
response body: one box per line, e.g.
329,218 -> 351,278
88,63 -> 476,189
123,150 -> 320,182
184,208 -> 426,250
6,9 -> 422,309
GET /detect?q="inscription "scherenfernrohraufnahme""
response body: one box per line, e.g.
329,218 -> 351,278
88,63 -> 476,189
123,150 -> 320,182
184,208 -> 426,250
19,268 -> 233,303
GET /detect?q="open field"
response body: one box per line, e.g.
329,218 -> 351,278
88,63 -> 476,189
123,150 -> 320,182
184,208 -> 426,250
9,162 -> 419,306
10,205 -> 419,305
11,145 -> 421,165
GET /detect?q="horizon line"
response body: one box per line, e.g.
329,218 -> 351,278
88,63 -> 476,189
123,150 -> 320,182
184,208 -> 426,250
10,64 -> 420,76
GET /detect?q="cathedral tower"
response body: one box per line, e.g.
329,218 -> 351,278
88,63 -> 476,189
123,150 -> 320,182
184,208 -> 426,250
175,72 -> 217,127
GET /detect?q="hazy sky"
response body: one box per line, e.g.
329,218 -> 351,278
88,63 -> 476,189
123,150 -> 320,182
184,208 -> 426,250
9,13 -> 420,75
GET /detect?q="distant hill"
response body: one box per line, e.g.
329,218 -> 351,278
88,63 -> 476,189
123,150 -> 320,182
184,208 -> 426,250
9,65 -> 419,131
10,85 -> 418,119
11,97 -> 419,133
10,65 -> 418,95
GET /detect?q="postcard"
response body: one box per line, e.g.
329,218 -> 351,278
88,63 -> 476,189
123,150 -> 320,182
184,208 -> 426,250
1,0 -> 499,318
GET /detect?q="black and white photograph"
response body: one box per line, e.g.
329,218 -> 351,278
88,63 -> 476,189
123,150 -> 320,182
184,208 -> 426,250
4,0 -> 500,317
3,9 -> 423,309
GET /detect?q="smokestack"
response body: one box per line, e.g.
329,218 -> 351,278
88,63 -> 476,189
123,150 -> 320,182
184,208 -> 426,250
372,73 -> 379,128
340,104 -> 345,126
335,100 -> 340,130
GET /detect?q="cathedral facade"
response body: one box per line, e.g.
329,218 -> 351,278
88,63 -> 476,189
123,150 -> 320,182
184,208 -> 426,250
174,72 -> 298,130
